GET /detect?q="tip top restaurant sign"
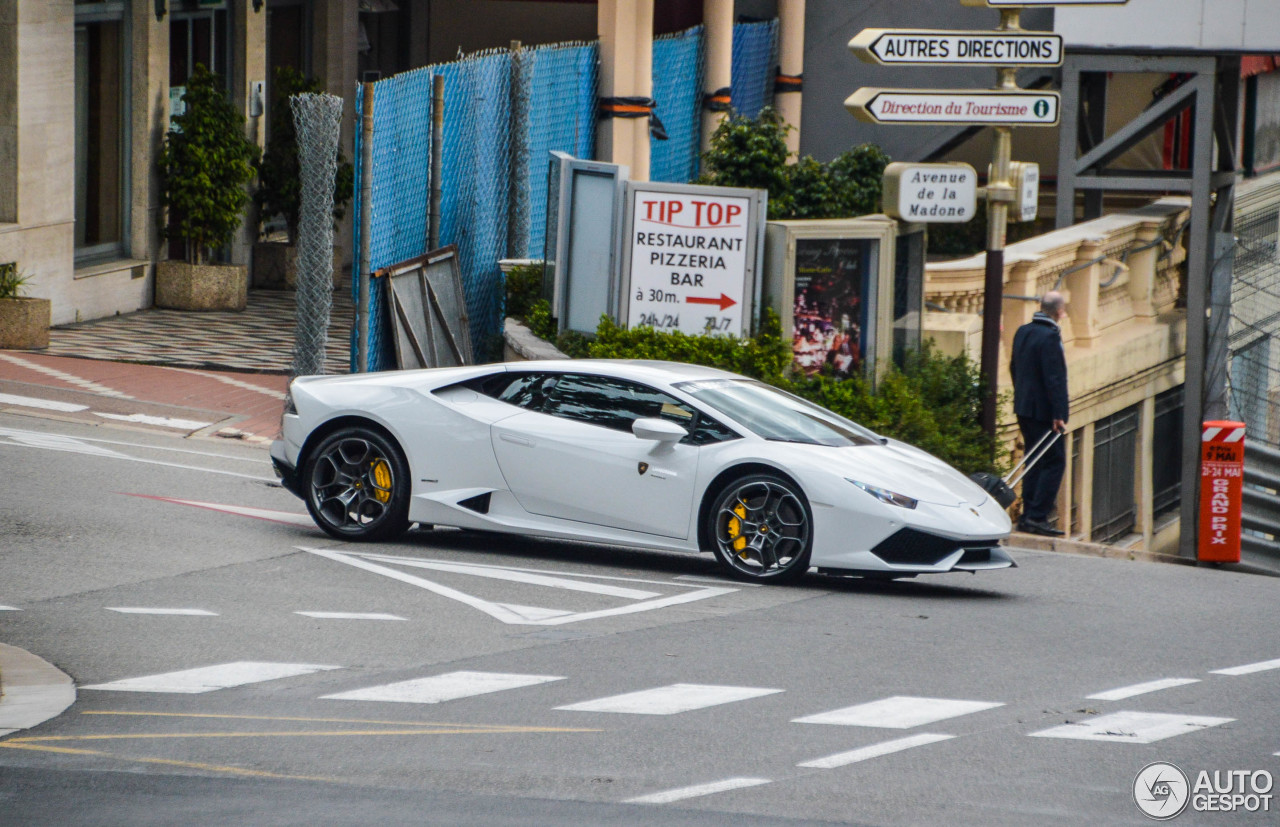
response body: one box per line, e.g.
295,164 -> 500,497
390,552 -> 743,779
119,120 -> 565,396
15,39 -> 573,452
621,182 -> 766,339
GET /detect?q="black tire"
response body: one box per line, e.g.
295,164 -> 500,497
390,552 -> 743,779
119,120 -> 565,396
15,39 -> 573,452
707,473 -> 813,583
303,425 -> 411,542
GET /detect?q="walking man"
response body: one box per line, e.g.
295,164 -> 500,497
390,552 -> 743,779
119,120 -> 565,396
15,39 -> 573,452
1010,291 -> 1069,537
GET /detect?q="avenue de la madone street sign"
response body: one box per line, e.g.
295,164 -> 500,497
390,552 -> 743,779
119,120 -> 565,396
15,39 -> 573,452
845,88 -> 1060,127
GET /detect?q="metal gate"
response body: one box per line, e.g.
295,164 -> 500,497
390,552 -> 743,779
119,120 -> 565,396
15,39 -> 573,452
1092,406 -> 1139,543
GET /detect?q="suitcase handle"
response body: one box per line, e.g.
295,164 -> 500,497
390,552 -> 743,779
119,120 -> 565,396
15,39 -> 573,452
1005,429 -> 1062,488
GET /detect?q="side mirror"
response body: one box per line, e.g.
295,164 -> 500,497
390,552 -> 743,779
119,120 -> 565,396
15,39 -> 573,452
632,417 -> 687,443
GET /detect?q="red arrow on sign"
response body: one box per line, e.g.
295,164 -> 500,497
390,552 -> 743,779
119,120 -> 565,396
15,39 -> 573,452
685,293 -> 737,311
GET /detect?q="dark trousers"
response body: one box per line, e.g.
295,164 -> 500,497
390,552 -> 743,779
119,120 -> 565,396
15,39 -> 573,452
1017,416 -> 1066,524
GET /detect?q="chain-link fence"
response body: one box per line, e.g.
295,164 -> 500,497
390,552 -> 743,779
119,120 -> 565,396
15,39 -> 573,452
351,22 -> 779,370
289,92 -> 343,377
1229,187 -> 1280,446
731,19 -> 779,121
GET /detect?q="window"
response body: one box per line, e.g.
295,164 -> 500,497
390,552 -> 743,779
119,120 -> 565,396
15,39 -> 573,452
464,371 -> 737,446
676,378 -> 882,447
1151,386 -> 1183,518
75,1 -> 129,259
1092,405 -> 1139,543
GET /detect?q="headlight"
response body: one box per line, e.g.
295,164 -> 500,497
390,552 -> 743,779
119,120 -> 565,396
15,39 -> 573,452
282,384 -> 297,416
848,479 -> 918,509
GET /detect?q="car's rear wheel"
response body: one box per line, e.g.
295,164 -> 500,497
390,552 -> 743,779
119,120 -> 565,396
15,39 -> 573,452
304,426 -> 411,542
708,473 -> 812,583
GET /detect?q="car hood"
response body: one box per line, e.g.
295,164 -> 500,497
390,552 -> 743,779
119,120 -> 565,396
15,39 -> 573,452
778,440 -> 987,507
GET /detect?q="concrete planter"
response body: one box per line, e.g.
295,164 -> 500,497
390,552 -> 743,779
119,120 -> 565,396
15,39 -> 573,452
156,260 -> 247,311
0,297 -> 51,349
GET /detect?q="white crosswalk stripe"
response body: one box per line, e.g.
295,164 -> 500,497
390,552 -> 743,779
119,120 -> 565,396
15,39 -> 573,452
322,671 -> 564,704
792,696 -> 1004,729
82,662 -> 341,693
1086,678 -> 1199,701
557,683 -> 783,715
1029,711 -> 1233,744
1210,658 -> 1280,676
625,777 -> 771,804
797,733 -> 955,769
106,607 -> 219,616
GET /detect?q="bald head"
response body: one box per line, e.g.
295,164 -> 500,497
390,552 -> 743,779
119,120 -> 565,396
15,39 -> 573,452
1041,291 -> 1066,320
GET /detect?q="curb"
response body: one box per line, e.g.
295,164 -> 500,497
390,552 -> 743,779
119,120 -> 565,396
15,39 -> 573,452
0,643 -> 75,737
1008,531 -> 1197,566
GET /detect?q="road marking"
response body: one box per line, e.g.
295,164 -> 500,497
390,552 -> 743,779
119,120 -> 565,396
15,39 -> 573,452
361,555 -> 663,600
302,547 -> 737,626
1210,658 -> 1280,676
0,392 -> 89,412
797,733 -> 955,769
792,696 -> 1004,729
294,611 -> 407,621
0,427 -> 274,481
0,353 -> 133,398
625,777 -> 771,804
322,670 -> 564,704
557,683 -> 783,715
1086,678 -> 1200,701
80,710 -> 597,732
94,412 -> 214,430
0,605 -> 19,611
106,608 -> 219,616
82,662 -> 341,693
136,496 -> 315,525
1029,711 -> 1233,744
0,429 -> 130,458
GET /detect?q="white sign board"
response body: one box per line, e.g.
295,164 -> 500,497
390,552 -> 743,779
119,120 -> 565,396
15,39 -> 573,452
882,163 -> 978,223
850,29 -> 1063,66
846,89 -> 1060,126
623,183 -> 765,337
1013,162 -> 1040,223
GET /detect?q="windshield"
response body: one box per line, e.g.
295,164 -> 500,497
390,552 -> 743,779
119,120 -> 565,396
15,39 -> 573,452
674,379 -> 882,447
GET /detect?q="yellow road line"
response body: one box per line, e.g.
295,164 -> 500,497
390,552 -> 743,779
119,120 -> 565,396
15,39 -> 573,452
0,742 -> 334,782
9,726 -> 589,743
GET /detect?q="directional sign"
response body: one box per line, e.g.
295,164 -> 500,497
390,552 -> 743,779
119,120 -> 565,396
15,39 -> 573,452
845,88 -> 1060,127
961,0 -> 1128,6
881,163 -> 978,223
850,29 -> 1063,67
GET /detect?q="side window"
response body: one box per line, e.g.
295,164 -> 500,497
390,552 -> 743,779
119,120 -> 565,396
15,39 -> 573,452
464,372 -> 560,412
544,374 -> 738,445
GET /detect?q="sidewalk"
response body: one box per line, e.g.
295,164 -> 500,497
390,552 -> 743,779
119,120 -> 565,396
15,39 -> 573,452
0,289 -> 352,446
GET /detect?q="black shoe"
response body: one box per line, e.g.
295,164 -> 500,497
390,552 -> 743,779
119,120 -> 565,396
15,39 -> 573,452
1019,518 -> 1064,537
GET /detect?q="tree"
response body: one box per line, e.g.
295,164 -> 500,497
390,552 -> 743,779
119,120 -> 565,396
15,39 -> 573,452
159,65 -> 259,264
699,106 -> 890,221
255,67 -> 354,244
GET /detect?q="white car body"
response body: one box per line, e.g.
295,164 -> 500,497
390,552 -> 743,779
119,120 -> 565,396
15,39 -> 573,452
271,360 -> 1013,579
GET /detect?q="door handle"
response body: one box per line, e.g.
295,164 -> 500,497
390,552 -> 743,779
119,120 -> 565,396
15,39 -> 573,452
499,433 -> 534,447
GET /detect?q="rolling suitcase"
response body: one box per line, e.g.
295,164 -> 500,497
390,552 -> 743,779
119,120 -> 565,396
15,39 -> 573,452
969,429 -> 1062,509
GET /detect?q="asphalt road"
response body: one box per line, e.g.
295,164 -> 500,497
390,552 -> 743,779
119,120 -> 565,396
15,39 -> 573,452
2,410 -> 1278,825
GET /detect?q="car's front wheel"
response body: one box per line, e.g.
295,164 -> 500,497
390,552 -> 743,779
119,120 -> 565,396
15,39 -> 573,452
304,425 -> 411,542
708,473 -> 812,583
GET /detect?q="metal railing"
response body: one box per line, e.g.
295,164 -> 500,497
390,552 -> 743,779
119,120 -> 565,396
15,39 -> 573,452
1242,437 -> 1280,573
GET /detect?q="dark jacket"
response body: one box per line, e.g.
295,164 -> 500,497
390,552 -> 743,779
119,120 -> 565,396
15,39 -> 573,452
1010,313 -> 1069,423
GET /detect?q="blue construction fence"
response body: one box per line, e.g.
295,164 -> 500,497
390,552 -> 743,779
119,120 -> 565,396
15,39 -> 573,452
351,22 -> 778,371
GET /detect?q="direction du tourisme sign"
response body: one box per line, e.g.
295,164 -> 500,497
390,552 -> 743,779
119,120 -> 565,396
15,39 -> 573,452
622,182 -> 765,338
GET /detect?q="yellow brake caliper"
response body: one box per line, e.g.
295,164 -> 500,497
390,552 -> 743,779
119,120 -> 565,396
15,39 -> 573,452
370,458 -> 392,503
727,504 -> 748,555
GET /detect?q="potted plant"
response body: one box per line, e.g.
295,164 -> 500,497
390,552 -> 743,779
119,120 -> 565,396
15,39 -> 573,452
157,63 -> 260,311
253,67 -> 354,289
0,262 -> 50,349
